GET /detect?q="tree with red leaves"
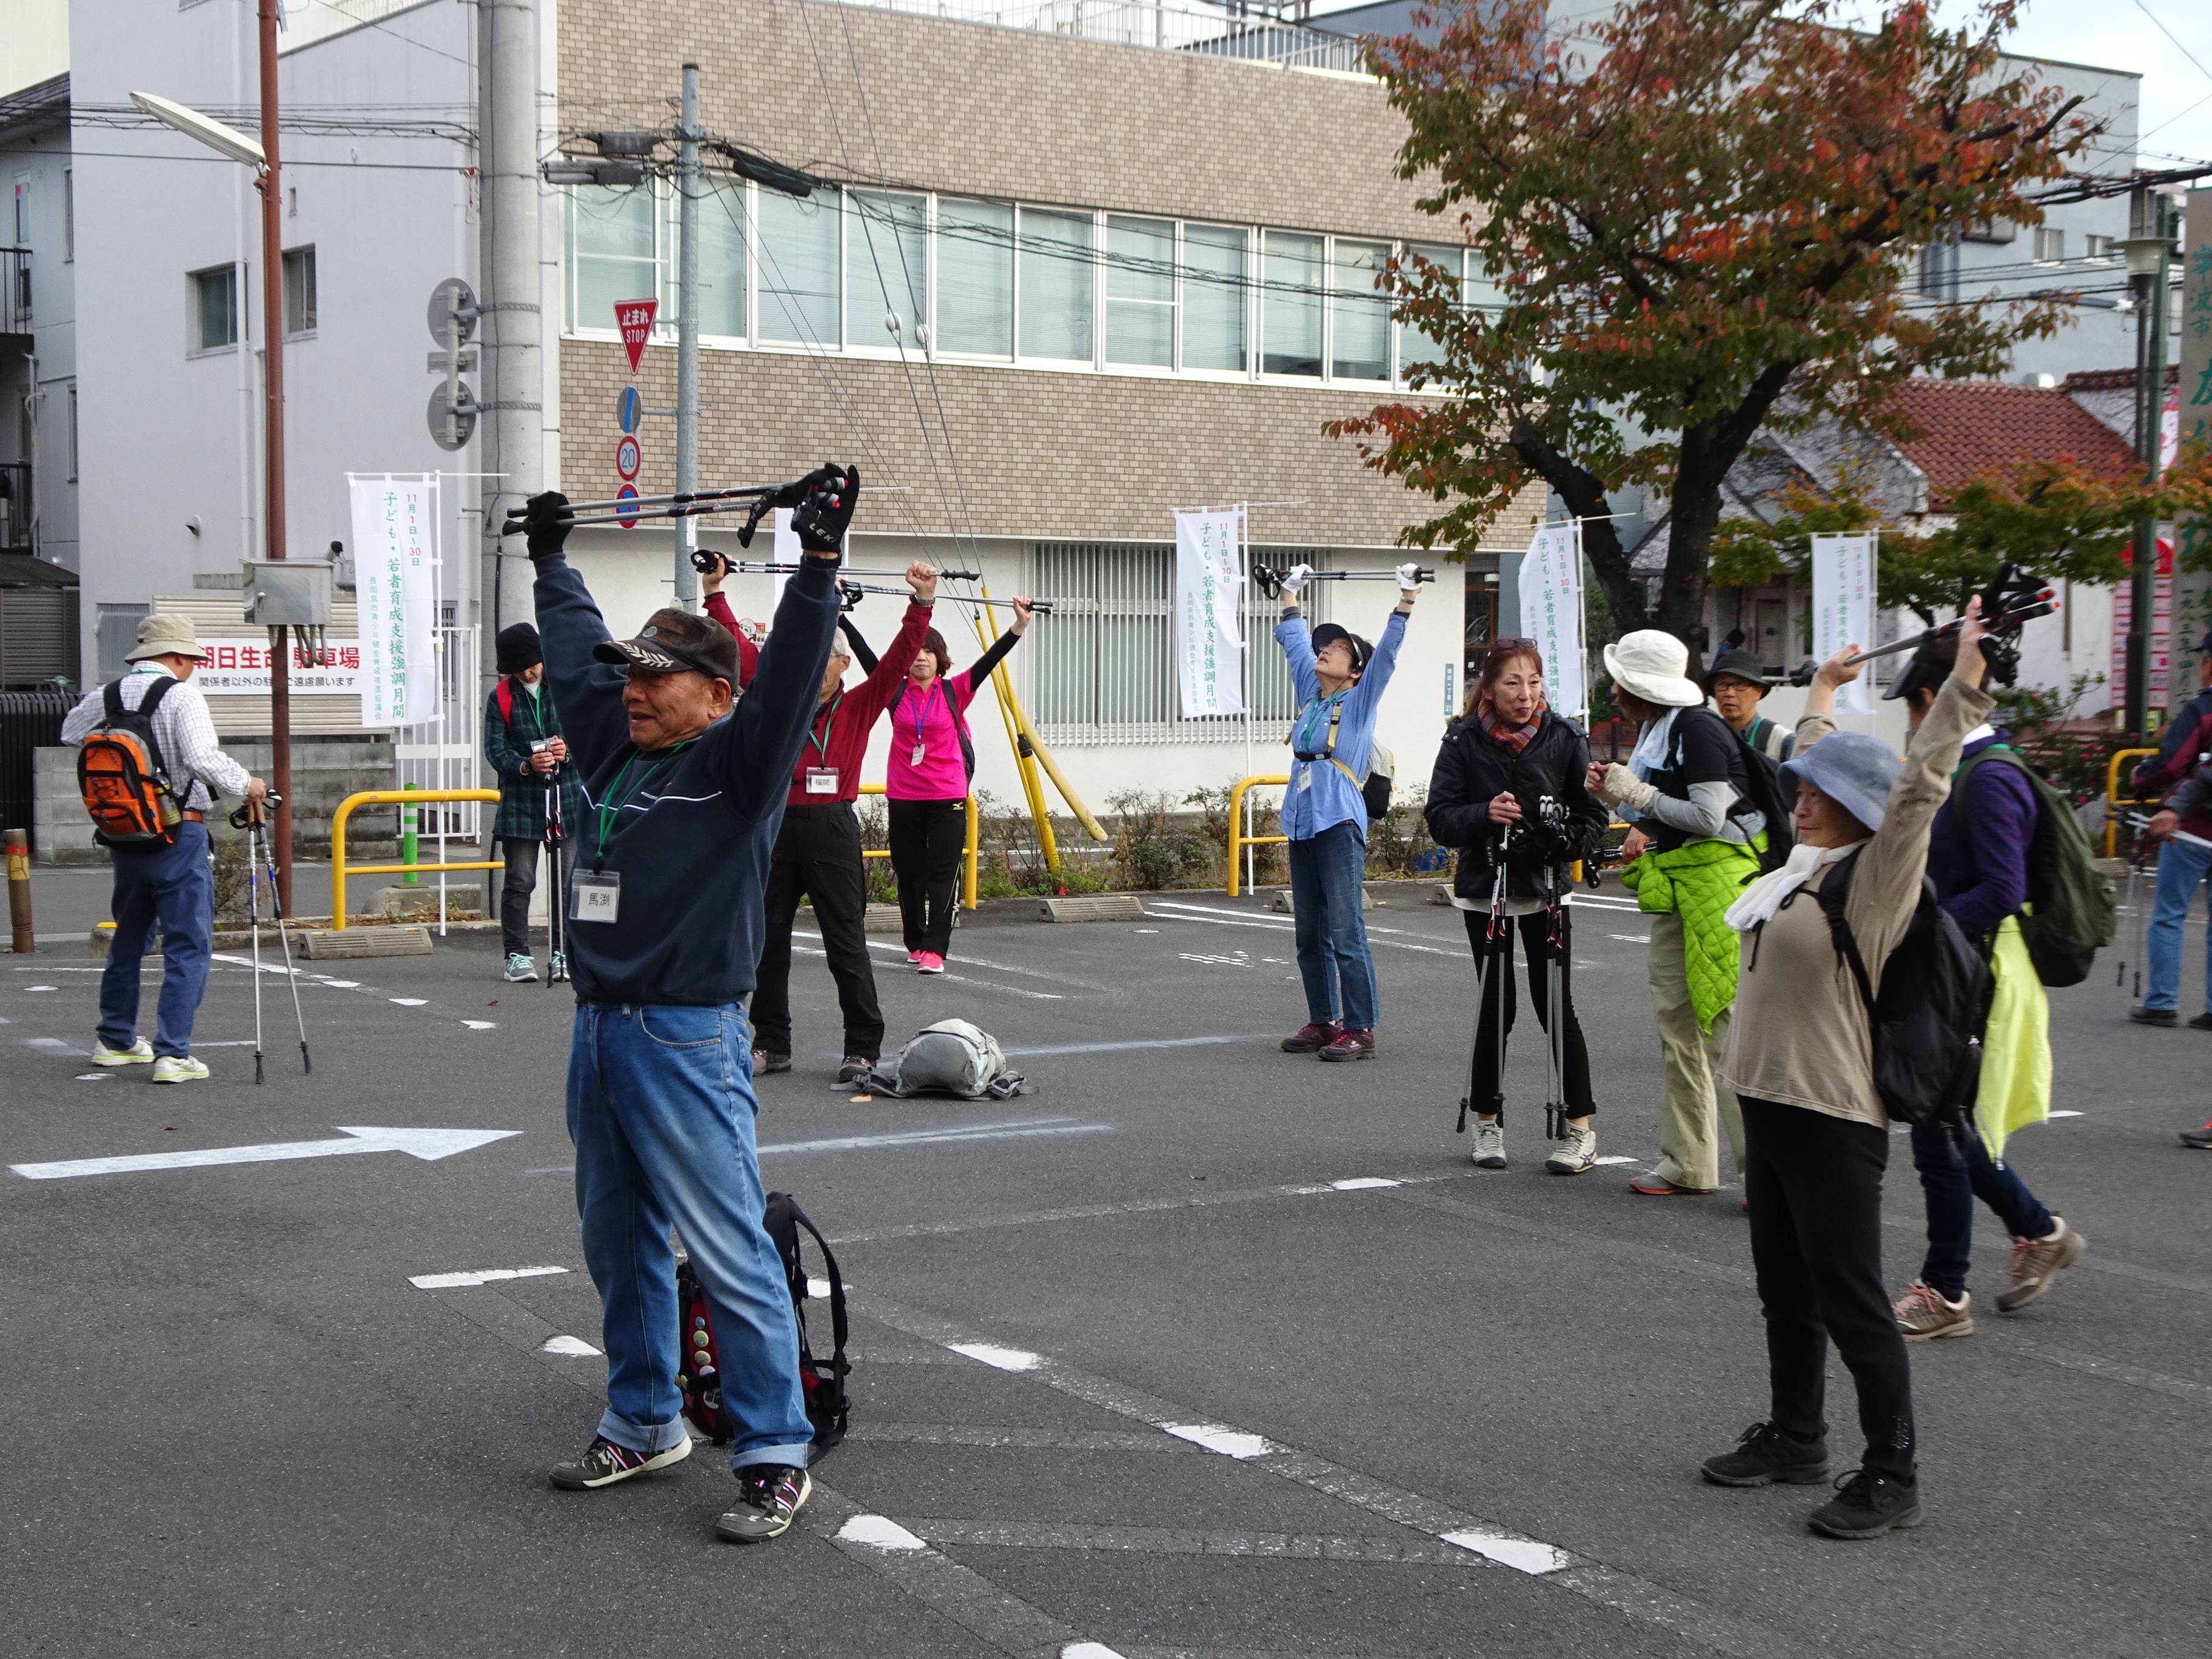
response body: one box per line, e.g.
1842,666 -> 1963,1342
1329,0 -> 2101,640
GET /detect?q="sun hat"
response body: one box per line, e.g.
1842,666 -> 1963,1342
1781,731 -> 1900,834
1706,648 -> 1771,697
592,608 -> 742,685
126,614 -> 210,663
1603,629 -> 1704,708
1310,622 -> 1373,676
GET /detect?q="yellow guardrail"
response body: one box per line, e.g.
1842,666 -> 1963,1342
331,790 -> 503,929
2105,746 -> 2160,857
858,784 -> 980,910
1226,774 -> 1291,897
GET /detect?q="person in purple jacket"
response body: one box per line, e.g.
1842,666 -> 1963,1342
2127,630 -> 2212,1026
1882,634 -> 2085,1340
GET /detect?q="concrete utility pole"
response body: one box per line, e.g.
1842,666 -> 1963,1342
483,0 -> 543,635
2125,187 -> 2174,742
672,62 -> 703,614
255,0 -> 294,911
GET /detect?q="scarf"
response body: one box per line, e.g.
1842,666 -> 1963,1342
1723,839 -> 1863,933
1476,705 -> 1543,756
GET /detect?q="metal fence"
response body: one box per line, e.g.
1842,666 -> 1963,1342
1,247 -> 28,333
845,0 -> 1367,73
393,626 -> 483,841
0,689 -> 75,848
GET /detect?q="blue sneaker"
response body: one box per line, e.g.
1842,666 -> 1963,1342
504,953 -> 536,983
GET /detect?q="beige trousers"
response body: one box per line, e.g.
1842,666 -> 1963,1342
1647,910 -> 1744,1190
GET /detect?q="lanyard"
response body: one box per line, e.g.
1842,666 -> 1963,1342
592,742 -> 689,868
1295,692 -> 1344,759
808,692 -> 843,763
908,680 -> 942,749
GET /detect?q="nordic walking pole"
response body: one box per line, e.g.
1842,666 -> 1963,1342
250,797 -> 312,1074
543,765 -> 565,987
1543,874 -> 1568,1144
246,813 -> 265,1085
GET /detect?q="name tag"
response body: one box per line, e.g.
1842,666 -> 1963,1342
572,870 -> 620,923
908,742 -> 927,766
805,767 -> 839,796
1298,767 -> 1312,793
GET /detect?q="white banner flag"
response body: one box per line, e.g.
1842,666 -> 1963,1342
1811,532 -> 1877,715
1518,524 -> 1586,725
1174,509 -> 1245,719
349,475 -> 438,728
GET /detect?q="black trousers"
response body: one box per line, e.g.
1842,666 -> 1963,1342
887,796 -> 965,957
751,802 -> 884,1061
1740,1096 -> 1916,1481
497,837 -> 573,958
1462,907 -> 1595,1119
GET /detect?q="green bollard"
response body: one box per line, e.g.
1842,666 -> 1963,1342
402,783 -> 420,886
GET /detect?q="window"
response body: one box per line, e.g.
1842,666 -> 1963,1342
572,184 -> 658,332
697,179 -> 746,338
756,190 -> 838,344
1181,224 -> 1246,372
10,176 -> 25,243
96,605 -> 149,682
1104,216 -> 1173,369
1962,217 -> 2014,245
2085,234 -> 2115,260
1018,209 -> 1093,362
937,198 -> 1013,356
846,191 -> 925,350
1261,232 -> 1322,377
283,245 -> 316,336
1398,243 -> 1464,380
62,169 -> 72,261
66,382 -> 76,482
190,264 -> 239,352
2034,227 -> 2064,264
1330,240 -> 1390,381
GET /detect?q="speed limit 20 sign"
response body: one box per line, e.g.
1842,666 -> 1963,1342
615,435 -> 642,480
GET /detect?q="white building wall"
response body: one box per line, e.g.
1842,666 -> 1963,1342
0,0 -> 67,101
4,103 -> 77,569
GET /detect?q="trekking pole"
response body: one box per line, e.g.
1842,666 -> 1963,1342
245,813 -> 265,1085
248,797 -> 312,1074
545,765 -> 566,987
1543,874 -> 1569,1144
2131,819 -> 2150,1003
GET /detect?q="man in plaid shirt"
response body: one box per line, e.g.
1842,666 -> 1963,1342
484,623 -> 583,982
61,613 -> 266,1083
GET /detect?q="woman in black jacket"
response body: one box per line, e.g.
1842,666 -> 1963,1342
1426,639 -> 1609,1175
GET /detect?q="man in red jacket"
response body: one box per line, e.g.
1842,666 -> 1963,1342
707,560 -> 937,1085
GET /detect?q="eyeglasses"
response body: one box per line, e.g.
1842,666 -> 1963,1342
1487,637 -> 1539,652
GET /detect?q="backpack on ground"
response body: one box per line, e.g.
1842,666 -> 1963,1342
869,1017 -> 1028,1099
1812,848 -> 1992,1153
1952,746 -> 2117,988
675,1191 -> 850,1451
77,677 -> 183,849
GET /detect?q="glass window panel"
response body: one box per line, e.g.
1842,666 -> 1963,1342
1262,231 -> 1322,377
194,266 -> 237,350
1105,215 -> 1173,368
756,189 -> 840,344
1181,224 -> 1246,372
1018,209 -> 1093,362
283,246 -> 316,337
697,180 -> 746,338
572,184 -> 659,330
1398,242 -> 1461,377
1330,240 -> 1389,381
846,190 -> 927,348
937,198 -> 1013,356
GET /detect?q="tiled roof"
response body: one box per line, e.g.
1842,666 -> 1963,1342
2062,364 -> 2179,394
1885,378 -> 2140,510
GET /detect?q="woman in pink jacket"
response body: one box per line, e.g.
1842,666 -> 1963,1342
886,598 -> 1033,972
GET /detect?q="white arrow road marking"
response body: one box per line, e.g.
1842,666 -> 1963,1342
540,1335 -> 601,1356
838,1514 -> 928,1550
409,1265 -> 568,1290
10,1125 -> 521,1181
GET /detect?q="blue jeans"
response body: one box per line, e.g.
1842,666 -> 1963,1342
2143,836 -> 2212,1011
98,821 -> 213,1060
1909,1121 -> 2054,1301
567,1002 -> 812,1470
1287,821 -> 1378,1031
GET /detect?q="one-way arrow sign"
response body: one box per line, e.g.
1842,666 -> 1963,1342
9,1126 -> 521,1181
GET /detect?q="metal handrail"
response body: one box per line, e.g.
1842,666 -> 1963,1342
2104,746 -> 2160,857
859,784 -> 980,910
1225,773 -> 1290,897
330,789 -> 502,928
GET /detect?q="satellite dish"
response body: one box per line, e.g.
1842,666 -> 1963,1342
130,90 -> 266,170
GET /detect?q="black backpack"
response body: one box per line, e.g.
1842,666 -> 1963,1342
1666,706 -> 1789,874
1951,746 -> 2117,988
675,1191 -> 850,1450
890,682 -> 976,781
1813,848 -> 1992,1154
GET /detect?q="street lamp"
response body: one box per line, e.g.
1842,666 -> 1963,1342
129,0 -> 296,910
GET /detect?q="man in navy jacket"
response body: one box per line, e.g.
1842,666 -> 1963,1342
518,467 -> 851,1545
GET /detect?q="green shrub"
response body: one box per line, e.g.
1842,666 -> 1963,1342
1107,789 -> 1215,890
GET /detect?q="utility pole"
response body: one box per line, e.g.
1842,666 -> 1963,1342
2125,187 -> 2174,742
672,62 -> 702,614
255,0 -> 293,910
483,0 -> 543,635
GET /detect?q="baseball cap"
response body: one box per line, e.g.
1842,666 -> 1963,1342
1311,622 -> 1373,675
593,608 -> 742,686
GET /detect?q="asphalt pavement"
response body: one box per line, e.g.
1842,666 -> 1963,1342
1,880 -> 2205,1657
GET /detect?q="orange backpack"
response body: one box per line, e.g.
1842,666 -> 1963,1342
78,677 -> 183,848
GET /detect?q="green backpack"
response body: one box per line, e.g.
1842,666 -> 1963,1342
1952,746 -> 2116,988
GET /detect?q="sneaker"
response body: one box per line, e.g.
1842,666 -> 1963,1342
752,1048 -> 792,1075
715,1463 -> 812,1543
1471,1120 -> 1507,1170
504,953 -> 537,984
1892,1280 -> 1974,1341
90,1036 -> 155,1067
1630,1172 -> 1715,1196
1546,1123 -> 1598,1175
149,1055 -> 209,1085
2129,1004 -> 2177,1027
548,950 -> 569,984
833,1056 -> 874,1088
906,948 -> 923,964
1316,1027 -> 1375,1062
1806,1468 -> 1922,1539
1700,1421 -> 1831,1487
2188,1013 -> 2212,1031
1996,1216 -> 2085,1313
915,951 -> 946,974
1280,1020 -> 1341,1054
549,1433 -> 692,1490
2182,1121 -> 2212,1150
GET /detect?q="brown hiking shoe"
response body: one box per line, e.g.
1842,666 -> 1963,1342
1281,1020 -> 1341,1053
1316,1027 -> 1376,1062
1893,1280 -> 1974,1341
1997,1217 -> 2085,1312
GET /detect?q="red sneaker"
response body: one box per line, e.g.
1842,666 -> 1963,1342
1280,1020 -> 1341,1053
915,951 -> 946,974
1316,1028 -> 1376,1062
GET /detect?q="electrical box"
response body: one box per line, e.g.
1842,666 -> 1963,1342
241,560 -> 335,627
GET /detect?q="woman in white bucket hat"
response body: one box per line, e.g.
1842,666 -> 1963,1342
1584,629 -> 1761,1196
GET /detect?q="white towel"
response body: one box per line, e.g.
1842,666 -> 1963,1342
1723,840 -> 1862,933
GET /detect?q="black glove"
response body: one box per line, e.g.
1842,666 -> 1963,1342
519,491 -> 575,563
789,463 -> 858,558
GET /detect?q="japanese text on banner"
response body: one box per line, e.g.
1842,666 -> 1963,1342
1811,532 -> 1877,715
1517,525 -> 1586,725
347,475 -> 439,728
1174,509 -> 1246,719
